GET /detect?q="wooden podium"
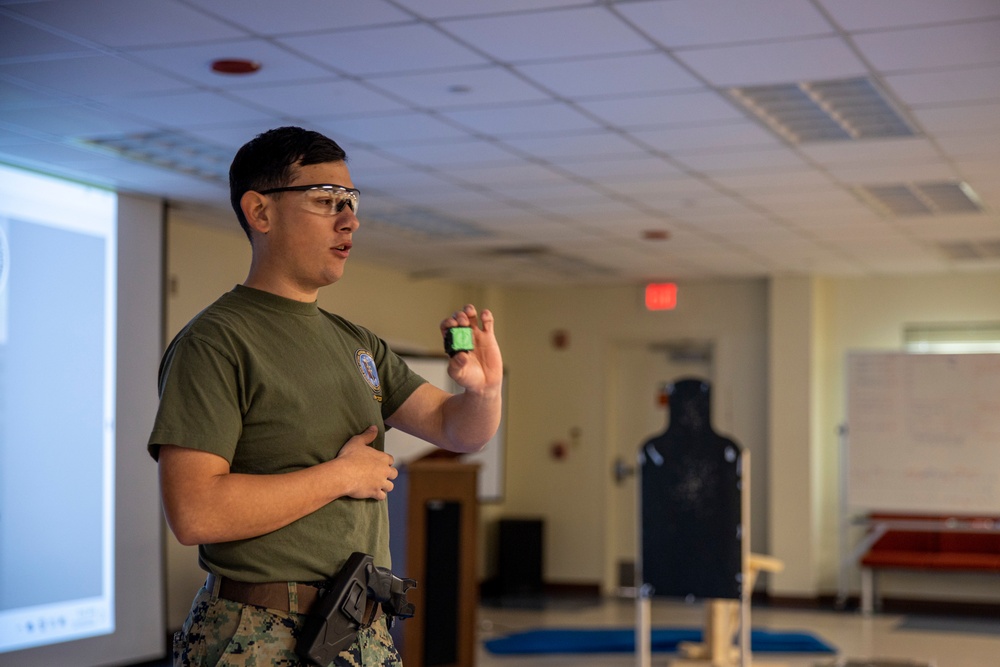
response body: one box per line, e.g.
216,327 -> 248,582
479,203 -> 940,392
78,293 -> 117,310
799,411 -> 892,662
388,460 -> 479,667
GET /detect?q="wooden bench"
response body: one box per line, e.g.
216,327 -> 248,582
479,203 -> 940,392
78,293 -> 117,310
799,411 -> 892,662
859,513 -> 1000,614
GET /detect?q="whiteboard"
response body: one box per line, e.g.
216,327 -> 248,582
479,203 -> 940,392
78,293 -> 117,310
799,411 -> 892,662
384,355 -> 506,502
846,351 -> 1000,515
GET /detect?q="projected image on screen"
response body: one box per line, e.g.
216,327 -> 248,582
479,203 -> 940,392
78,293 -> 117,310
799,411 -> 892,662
0,165 -> 117,653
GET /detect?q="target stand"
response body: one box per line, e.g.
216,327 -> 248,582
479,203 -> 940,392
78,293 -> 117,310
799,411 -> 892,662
635,379 -> 784,667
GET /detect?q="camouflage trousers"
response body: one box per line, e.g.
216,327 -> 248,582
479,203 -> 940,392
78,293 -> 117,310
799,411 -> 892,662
173,584 -> 402,667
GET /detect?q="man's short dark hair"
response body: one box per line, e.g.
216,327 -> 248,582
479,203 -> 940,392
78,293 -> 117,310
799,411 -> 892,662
229,126 -> 348,241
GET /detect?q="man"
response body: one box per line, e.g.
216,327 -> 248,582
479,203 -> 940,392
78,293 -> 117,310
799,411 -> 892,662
148,126 -> 503,666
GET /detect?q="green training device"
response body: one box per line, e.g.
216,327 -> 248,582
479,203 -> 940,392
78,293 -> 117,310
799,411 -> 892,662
444,326 -> 474,356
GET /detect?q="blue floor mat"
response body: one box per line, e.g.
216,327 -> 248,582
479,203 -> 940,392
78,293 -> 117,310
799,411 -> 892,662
484,627 -> 836,655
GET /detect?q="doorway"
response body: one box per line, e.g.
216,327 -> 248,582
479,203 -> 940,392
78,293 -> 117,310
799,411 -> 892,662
606,339 -> 714,595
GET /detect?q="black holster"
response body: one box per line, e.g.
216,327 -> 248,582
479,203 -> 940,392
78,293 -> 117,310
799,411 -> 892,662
296,552 -> 416,666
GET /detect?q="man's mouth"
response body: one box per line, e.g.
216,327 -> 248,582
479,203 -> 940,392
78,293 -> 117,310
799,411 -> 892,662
333,243 -> 352,252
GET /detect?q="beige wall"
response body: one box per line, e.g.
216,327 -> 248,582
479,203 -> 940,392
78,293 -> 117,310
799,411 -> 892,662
161,207 -> 1000,627
767,272 -> 1000,602
499,280 -> 770,590
815,273 -> 1000,602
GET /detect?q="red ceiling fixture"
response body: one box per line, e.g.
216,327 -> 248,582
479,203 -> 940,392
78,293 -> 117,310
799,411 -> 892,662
210,58 -> 262,75
642,229 -> 670,241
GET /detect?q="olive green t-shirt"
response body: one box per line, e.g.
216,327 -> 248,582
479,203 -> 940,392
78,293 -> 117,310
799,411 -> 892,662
147,284 -> 425,582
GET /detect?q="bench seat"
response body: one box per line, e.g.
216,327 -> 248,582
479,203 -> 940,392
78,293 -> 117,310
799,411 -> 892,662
858,514 -> 1000,613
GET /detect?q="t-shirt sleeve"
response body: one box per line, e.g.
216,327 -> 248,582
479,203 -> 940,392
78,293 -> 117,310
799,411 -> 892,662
147,333 -> 244,462
374,339 -> 428,420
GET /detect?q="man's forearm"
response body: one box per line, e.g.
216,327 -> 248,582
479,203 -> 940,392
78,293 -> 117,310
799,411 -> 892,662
440,386 -> 502,453
159,428 -> 392,546
161,453 -> 351,546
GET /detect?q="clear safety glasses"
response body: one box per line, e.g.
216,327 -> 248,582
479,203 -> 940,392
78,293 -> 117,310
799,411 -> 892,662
258,183 -> 360,216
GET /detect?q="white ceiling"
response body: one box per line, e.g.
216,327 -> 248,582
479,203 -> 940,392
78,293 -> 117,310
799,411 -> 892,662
2,0 -> 999,285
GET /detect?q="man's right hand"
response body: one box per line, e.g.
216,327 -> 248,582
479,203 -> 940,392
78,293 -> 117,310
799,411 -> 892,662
334,425 -> 398,501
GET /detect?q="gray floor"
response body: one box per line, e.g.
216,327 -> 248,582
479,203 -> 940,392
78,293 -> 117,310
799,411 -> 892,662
475,597 -> 1000,667
134,597 -> 1000,667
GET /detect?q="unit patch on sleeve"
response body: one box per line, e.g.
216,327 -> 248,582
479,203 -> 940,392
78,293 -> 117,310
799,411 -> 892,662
355,349 -> 383,402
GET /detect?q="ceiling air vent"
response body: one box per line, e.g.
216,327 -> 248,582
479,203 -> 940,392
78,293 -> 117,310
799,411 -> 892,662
856,181 -> 983,217
82,131 -> 231,182
729,77 -> 915,144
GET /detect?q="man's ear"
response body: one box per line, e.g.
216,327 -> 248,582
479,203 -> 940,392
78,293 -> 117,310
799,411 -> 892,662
241,190 -> 271,235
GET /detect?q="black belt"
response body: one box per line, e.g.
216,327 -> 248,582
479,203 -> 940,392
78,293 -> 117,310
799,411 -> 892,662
207,573 -> 382,625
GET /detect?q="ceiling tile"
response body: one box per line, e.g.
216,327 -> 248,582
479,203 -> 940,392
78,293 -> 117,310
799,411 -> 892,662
0,76 -> 73,108
819,0 -> 1000,31
1,102 -> 155,137
673,146 -> 810,173
675,36 -> 867,87
826,159 -> 958,183
807,220 -> 905,240
0,54 -> 187,96
436,160 -> 571,189
604,174 -> 721,199
683,211 -> 783,233
381,184 -> 503,211
747,187 -> 868,212
7,0 -> 246,48
369,66 -> 552,109
853,19 -> 1000,71
502,130 -> 648,162
515,52 -> 704,99
0,127 -> 41,147
1,0 -> 998,284
315,112 -> 474,146
440,5 -> 650,62
557,154 -> 685,182
103,90 -> 274,127
184,0 -> 412,34
710,168 -> 839,193
376,138 -> 520,169
184,121 -> 291,153
226,79 -> 407,119
797,137 -> 943,166
0,139 -> 118,167
278,24 -> 488,76
579,90 -> 745,129
125,39 -> 332,88
615,0 -> 834,47
0,12 -> 91,60
442,102 -> 602,137
632,120 -> 780,153
391,0 -> 589,20
885,64 -> 1000,106
899,213 -> 1000,240
647,194 -> 763,218
913,101 -> 1000,135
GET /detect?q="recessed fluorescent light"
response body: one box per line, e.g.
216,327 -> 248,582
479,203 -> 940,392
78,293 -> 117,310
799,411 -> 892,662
82,131 -> 231,182
729,77 -> 916,144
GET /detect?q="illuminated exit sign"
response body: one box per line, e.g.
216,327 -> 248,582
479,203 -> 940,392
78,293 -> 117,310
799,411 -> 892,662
645,283 -> 677,310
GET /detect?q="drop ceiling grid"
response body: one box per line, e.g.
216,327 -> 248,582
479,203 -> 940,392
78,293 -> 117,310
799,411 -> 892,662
0,0 -> 997,283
